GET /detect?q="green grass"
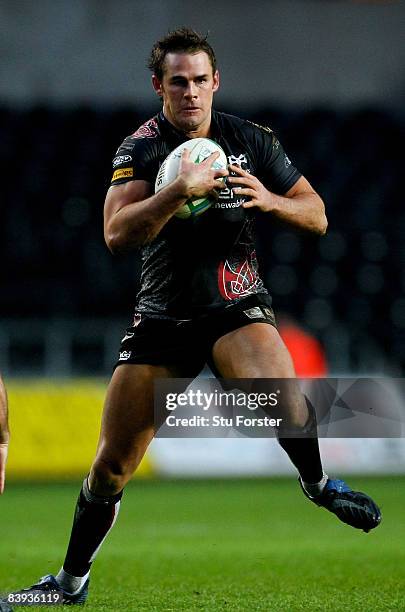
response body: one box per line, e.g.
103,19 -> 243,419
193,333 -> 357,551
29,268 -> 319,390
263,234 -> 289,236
1,477 -> 404,611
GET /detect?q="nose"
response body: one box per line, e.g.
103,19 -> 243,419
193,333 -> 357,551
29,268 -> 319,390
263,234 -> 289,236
184,81 -> 198,99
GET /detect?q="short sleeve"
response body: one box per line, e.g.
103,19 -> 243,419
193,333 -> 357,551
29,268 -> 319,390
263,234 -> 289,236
110,136 -> 158,187
247,121 -> 302,194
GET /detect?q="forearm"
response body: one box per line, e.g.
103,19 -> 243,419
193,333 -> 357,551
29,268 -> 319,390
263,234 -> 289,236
106,177 -> 189,253
267,191 -> 327,235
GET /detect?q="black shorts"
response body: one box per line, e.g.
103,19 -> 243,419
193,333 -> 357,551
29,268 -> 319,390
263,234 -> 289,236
115,293 -> 276,375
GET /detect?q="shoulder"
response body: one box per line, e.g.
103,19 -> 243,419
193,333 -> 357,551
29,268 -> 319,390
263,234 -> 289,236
111,114 -> 162,185
113,115 -> 162,160
214,110 -> 274,142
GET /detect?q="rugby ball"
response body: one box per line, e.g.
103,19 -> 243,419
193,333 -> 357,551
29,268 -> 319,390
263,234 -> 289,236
155,138 -> 227,219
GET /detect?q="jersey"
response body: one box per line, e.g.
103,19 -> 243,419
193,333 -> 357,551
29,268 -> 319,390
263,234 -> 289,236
110,110 -> 301,319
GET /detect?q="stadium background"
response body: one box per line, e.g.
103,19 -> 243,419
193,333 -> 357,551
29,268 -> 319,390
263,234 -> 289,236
0,2 -> 404,487
1,2 -> 405,610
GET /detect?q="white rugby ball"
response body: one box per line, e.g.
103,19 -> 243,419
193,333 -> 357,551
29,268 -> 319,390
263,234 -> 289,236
155,138 -> 227,219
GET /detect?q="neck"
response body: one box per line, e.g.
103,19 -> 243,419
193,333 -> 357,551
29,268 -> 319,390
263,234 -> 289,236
163,107 -> 212,139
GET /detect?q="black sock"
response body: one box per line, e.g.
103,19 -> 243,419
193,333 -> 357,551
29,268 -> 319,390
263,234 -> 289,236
277,399 -> 324,484
63,478 -> 123,577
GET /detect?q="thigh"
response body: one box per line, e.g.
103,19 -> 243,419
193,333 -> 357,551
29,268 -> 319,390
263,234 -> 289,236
212,322 -> 296,378
212,324 -> 307,426
94,363 -> 183,477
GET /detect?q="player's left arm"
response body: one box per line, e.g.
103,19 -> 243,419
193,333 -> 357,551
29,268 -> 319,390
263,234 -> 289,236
0,374 -> 9,494
228,166 -> 327,235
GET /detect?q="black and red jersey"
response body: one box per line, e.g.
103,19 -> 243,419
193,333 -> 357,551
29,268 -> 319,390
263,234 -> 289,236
110,110 -> 301,318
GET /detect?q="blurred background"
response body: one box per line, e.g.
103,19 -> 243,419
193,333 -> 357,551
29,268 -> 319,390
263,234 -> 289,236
1,0 -> 404,480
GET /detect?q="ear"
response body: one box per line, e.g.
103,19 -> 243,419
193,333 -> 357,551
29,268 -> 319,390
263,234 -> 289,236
212,70 -> 220,93
152,74 -> 163,97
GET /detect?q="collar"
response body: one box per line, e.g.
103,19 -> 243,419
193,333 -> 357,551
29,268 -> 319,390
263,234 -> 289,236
157,109 -> 221,145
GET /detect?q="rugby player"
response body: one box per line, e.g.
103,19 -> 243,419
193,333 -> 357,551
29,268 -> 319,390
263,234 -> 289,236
0,374 -> 9,495
15,28 -> 381,604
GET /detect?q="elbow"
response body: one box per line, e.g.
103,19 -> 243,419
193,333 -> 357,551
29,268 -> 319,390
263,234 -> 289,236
104,224 -> 150,254
317,213 -> 328,236
104,226 -> 130,255
315,198 -> 328,235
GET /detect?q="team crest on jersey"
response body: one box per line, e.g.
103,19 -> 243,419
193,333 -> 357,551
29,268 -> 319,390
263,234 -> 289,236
228,153 -> 248,167
218,252 -> 261,300
132,118 -> 158,139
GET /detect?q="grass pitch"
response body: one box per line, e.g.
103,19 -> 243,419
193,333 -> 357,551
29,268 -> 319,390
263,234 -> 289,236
0,477 -> 404,611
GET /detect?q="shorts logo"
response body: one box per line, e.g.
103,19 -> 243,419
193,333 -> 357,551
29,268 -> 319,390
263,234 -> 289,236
243,307 -> 264,319
262,307 -> 273,319
112,168 -> 133,181
121,331 -> 135,342
119,350 -> 132,360
113,155 -> 132,168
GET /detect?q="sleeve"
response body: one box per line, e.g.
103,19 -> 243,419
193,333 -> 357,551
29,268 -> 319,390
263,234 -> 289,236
247,121 -> 302,195
110,136 -> 158,187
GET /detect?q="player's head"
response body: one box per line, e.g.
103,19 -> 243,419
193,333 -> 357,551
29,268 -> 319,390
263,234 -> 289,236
149,27 -> 219,136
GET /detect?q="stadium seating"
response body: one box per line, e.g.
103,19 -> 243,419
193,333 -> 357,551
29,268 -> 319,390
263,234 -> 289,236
0,105 -> 403,374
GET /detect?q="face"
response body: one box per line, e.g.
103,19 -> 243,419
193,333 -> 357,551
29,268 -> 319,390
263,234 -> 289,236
152,51 -> 219,137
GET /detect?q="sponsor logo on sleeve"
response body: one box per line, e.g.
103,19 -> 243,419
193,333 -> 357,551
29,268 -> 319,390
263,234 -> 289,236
112,167 -> 134,182
113,155 -> 132,168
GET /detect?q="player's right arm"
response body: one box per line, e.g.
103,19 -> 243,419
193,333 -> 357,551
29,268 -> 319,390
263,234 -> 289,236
104,150 -> 226,253
0,374 -> 10,494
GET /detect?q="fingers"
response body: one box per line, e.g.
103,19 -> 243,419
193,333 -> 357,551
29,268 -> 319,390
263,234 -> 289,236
182,150 -> 219,165
227,165 -> 255,190
202,151 -> 220,164
227,170 -> 256,195
228,175 -> 255,185
213,178 -> 226,190
232,187 -> 256,198
203,152 -> 229,178
228,163 -> 250,176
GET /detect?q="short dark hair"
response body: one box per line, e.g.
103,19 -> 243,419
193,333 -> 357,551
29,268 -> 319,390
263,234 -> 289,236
148,27 -> 217,81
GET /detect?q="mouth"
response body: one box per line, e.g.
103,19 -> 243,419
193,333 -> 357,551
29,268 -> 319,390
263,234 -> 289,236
182,107 -> 200,113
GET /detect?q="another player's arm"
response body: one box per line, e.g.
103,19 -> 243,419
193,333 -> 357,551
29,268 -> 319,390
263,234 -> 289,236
104,151 -> 227,253
228,166 -> 327,235
0,374 -> 10,494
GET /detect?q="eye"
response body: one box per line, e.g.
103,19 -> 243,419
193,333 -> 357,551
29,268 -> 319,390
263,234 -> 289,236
171,78 -> 187,86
